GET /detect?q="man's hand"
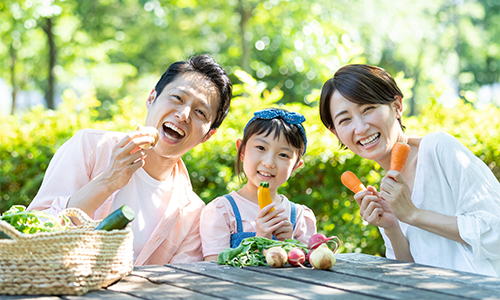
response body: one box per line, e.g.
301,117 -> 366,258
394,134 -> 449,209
99,131 -> 156,192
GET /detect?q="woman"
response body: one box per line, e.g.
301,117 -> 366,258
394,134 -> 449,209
319,64 -> 500,277
28,54 -> 232,266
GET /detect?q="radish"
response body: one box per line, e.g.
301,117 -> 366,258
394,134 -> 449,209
287,248 -> 306,267
308,233 -> 341,252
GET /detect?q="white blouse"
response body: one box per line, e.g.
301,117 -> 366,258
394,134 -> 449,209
381,132 -> 500,277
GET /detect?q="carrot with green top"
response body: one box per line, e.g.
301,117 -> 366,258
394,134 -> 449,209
341,171 -> 366,194
390,142 -> 411,172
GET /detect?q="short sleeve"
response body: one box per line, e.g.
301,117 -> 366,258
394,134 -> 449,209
292,203 -> 317,245
200,197 -> 234,257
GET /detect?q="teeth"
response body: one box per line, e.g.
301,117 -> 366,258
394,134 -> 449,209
164,123 -> 185,137
164,131 -> 178,141
360,134 -> 379,146
259,171 -> 274,177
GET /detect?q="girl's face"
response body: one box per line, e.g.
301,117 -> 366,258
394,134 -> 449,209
238,132 -> 303,192
329,91 -> 403,166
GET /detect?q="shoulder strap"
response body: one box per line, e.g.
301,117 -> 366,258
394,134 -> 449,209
224,194 -> 243,233
290,202 -> 297,230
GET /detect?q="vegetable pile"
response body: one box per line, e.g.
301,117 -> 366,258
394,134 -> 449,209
0,205 -> 68,238
217,233 -> 341,270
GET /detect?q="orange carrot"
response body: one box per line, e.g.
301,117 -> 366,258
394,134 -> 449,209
258,181 -> 275,212
390,142 -> 411,172
341,171 -> 366,194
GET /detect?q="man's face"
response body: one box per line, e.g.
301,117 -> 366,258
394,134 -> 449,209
145,72 -> 220,159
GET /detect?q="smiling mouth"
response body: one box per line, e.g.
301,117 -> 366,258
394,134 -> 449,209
163,122 -> 186,141
359,133 -> 380,146
258,171 -> 275,178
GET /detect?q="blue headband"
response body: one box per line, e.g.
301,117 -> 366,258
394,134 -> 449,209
243,108 -> 307,155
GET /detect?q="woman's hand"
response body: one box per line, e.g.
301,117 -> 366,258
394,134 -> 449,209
354,186 -> 398,229
255,204 -> 287,239
99,131 -> 156,192
273,220 -> 293,241
379,171 -> 418,224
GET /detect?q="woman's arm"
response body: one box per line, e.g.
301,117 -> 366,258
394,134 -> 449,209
380,171 -> 467,245
355,186 -> 414,262
384,225 -> 414,262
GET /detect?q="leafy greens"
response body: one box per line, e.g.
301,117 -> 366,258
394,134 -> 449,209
217,237 -> 309,268
0,205 -> 68,239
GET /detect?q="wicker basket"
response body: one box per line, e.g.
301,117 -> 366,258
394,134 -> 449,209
0,208 -> 134,296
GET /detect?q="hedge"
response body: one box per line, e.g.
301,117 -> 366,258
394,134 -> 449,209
1,74 -> 499,256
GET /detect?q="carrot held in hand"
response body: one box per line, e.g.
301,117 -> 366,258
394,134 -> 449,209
258,181 -> 274,212
390,142 -> 411,172
341,171 -> 366,194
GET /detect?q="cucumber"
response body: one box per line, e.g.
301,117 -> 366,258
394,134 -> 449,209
94,205 -> 135,231
0,230 -> 12,239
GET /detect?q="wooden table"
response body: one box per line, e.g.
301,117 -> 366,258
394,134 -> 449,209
3,253 -> 500,299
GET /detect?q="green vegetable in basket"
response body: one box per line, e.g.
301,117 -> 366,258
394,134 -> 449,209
217,237 -> 309,268
94,205 -> 135,231
0,205 -> 69,238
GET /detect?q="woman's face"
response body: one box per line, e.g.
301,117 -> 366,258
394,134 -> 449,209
329,91 -> 403,165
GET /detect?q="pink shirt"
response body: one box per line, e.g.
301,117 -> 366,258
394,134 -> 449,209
200,191 -> 317,257
27,129 -> 205,265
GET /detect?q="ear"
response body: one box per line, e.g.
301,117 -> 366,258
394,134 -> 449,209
235,139 -> 244,161
329,127 -> 342,144
392,95 -> 403,119
146,89 -> 157,109
329,127 -> 338,138
292,159 -> 304,174
202,128 -> 217,143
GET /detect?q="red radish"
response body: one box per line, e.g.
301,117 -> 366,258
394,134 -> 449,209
308,233 -> 335,249
288,248 -> 306,267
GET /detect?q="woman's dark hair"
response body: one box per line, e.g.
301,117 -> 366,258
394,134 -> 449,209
319,64 -> 404,132
154,54 -> 232,131
235,113 -> 306,178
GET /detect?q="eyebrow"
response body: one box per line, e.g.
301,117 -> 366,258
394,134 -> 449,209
175,88 -> 213,115
333,110 -> 348,121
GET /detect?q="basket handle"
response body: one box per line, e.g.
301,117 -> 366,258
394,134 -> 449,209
59,207 -> 99,226
0,220 -> 23,240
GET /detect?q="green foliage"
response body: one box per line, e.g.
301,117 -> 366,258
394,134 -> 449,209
1,75 -> 500,256
217,237 -> 308,268
1,205 -> 68,235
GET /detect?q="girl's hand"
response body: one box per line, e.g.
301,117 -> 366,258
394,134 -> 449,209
273,220 -> 293,241
255,204 -> 286,239
379,171 -> 418,223
99,132 -> 156,192
354,186 -> 398,229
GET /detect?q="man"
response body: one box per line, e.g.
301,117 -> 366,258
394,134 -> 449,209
28,54 -> 232,265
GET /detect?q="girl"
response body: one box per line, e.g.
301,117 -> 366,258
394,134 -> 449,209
319,64 -> 500,277
200,108 -> 317,261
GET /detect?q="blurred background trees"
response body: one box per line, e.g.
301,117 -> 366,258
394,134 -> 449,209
2,0 -> 500,115
1,0 -> 500,255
